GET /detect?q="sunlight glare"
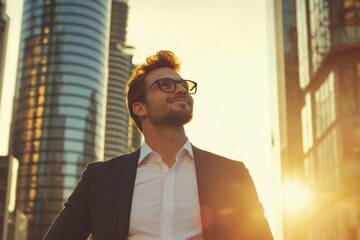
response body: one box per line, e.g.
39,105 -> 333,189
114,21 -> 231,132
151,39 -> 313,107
283,180 -> 313,213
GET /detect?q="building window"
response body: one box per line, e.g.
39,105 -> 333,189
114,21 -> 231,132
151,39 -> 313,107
297,0 -> 310,88
314,72 -> 336,138
309,0 -> 331,73
341,118 -> 360,161
338,63 -> 360,116
330,0 -> 360,46
302,93 -> 314,153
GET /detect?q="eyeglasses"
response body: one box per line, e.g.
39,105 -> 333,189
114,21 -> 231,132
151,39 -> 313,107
139,78 -> 197,99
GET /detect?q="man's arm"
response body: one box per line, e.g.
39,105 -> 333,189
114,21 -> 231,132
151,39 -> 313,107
42,164 -> 92,240
239,163 -> 274,240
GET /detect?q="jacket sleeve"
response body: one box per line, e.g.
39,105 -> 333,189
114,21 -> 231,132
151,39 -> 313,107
42,163 -> 92,240
239,162 -> 274,240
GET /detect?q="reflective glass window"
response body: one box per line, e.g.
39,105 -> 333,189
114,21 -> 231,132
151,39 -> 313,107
41,151 -> 85,164
23,1 -> 107,20
57,105 -> 101,119
341,118 -> 360,162
57,0 -> 107,11
52,24 -> 106,40
314,72 -> 336,138
331,0 -> 360,25
22,16 -> 42,29
50,52 -> 103,65
301,93 -> 314,153
43,139 -> 100,152
62,163 -> 80,175
32,200 -> 63,212
338,63 -> 360,116
53,84 -> 100,98
23,0 -> 44,9
15,92 -> 102,114
63,176 -> 78,188
20,33 -> 105,55
56,73 -> 103,87
19,40 -> 106,60
44,64 -> 103,80
42,95 -> 102,109
63,188 -> 73,199
54,116 -> 87,129
55,4 -> 106,18
309,0 -> 331,73
296,0 -> 310,88
22,24 -> 106,42
55,42 -> 105,58
22,6 -> 43,20
64,117 -> 93,130
49,34 -> 105,51
52,15 -> 105,31
14,108 -> 101,129
63,152 -> 84,163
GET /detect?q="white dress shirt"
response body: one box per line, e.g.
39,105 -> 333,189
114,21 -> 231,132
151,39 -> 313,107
128,139 -> 203,240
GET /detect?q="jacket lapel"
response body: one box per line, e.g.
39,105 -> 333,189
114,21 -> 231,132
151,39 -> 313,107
193,146 -> 214,240
116,149 -> 140,240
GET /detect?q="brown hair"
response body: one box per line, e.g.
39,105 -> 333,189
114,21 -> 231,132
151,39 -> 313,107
126,50 -> 181,132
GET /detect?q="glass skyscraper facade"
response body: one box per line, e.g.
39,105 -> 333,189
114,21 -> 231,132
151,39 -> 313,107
104,0 -> 141,160
9,0 -> 110,239
297,1 -> 360,239
273,0 -> 360,239
272,0 -> 305,239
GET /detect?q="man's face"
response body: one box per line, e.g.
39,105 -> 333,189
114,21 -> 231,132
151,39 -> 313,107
140,67 -> 194,128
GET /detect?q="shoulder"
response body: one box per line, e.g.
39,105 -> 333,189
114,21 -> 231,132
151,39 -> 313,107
192,145 -> 246,169
86,149 -> 140,172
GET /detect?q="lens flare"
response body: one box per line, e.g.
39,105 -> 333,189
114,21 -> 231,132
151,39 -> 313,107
283,181 -> 313,213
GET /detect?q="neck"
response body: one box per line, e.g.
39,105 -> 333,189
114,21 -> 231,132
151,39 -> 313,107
143,125 -> 187,167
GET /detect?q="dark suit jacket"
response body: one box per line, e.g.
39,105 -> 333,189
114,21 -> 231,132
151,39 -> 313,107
43,146 -> 274,240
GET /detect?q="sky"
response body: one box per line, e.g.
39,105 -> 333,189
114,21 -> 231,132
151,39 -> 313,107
0,0 -> 280,238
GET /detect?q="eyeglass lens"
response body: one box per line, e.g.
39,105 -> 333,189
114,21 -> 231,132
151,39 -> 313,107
158,79 -> 196,94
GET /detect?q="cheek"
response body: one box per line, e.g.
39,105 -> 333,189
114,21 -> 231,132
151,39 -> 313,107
148,99 -> 167,113
189,97 -> 194,107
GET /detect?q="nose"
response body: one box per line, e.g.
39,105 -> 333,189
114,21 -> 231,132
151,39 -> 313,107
174,82 -> 188,94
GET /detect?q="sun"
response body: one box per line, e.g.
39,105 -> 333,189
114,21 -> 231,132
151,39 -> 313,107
283,180 -> 313,213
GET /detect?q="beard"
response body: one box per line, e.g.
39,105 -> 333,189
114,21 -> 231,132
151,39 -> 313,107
147,102 -> 193,128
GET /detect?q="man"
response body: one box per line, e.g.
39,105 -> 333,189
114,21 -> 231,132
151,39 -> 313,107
43,50 -> 274,240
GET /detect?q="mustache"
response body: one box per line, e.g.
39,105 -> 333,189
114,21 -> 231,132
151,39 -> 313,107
167,96 -> 192,104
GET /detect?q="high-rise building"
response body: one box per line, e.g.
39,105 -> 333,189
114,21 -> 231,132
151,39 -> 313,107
271,1 -> 306,239
104,0 -> 141,160
9,1 -> 111,239
7,210 -> 28,240
0,155 -> 20,240
0,0 -> 9,114
272,0 -> 360,239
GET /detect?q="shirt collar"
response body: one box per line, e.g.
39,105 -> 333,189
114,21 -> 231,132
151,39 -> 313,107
138,138 -> 193,165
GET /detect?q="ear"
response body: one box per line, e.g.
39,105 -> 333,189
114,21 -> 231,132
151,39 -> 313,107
132,102 -> 147,117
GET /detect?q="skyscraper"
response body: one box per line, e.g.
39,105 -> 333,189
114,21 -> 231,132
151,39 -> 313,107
0,155 -> 19,240
272,1 -> 306,239
9,1 -> 111,239
0,0 -> 9,114
272,0 -> 360,239
297,1 -> 360,239
104,0 -> 141,160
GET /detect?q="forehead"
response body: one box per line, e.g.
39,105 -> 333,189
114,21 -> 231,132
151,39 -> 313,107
144,67 -> 182,85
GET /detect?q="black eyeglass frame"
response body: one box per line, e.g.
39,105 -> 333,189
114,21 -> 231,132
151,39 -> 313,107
138,78 -> 197,99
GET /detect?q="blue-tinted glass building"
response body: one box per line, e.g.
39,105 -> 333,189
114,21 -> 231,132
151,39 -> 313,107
9,0 -> 110,239
104,0 -> 141,160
